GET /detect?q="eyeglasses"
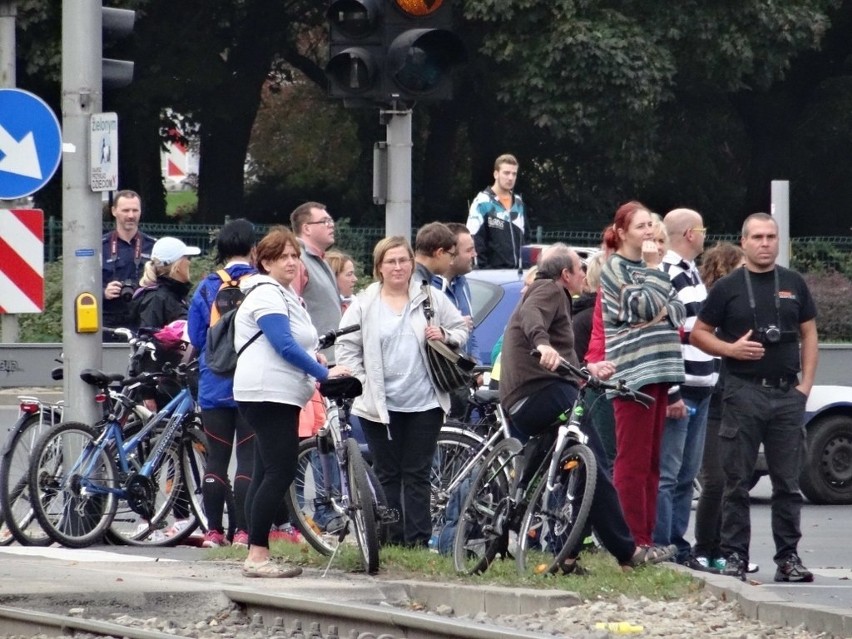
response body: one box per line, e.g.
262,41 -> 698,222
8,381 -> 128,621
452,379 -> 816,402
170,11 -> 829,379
382,258 -> 412,267
447,250 -> 458,259
305,218 -> 335,228
684,227 -> 708,236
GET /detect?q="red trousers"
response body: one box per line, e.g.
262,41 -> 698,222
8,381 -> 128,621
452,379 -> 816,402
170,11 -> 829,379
612,383 -> 670,546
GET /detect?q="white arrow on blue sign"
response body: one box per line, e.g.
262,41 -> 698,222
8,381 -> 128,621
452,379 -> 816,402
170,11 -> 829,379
0,89 -> 62,200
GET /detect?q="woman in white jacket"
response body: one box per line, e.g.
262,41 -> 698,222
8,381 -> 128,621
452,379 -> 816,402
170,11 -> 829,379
337,236 -> 468,547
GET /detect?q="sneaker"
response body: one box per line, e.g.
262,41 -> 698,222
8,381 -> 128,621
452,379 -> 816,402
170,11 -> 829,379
163,518 -> 193,538
681,555 -> 720,574
232,530 -> 249,548
201,530 -> 230,548
747,562 -> 760,573
269,524 -> 304,545
774,554 -> 814,583
711,557 -> 727,571
721,552 -> 747,581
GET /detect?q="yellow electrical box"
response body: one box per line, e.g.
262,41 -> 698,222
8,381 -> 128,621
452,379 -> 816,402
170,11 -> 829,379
75,293 -> 99,333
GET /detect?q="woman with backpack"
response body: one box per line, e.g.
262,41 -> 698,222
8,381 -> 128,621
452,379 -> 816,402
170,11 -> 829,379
187,219 -> 256,549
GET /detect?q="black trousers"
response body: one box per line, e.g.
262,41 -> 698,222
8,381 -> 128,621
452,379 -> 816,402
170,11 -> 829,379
719,375 -> 807,564
201,407 -> 254,534
237,401 -> 300,549
361,408 -> 444,547
511,380 -> 635,563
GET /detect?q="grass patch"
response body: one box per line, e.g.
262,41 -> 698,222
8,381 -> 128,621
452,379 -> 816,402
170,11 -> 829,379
166,190 -> 198,215
205,542 -> 701,602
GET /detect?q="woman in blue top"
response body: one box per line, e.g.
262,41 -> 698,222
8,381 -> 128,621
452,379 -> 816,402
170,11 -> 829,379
186,219 -> 256,549
233,226 -> 349,578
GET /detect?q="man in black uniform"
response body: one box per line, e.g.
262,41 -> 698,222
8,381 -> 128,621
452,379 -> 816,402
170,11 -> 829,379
101,190 -> 156,339
691,213 -> 818,583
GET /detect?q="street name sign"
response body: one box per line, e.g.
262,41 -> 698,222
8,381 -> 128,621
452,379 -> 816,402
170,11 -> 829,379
90,112 -> 118,192
0,89 -> 62,200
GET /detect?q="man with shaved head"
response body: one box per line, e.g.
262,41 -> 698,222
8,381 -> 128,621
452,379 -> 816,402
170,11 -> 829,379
653,208 -> 718,571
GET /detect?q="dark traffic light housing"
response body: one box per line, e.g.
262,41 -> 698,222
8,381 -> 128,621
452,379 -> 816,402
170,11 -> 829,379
326,0 -> 465,106
102,6 -> 135,89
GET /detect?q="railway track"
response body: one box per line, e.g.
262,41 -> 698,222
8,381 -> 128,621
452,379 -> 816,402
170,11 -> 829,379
0,590 -> 556,639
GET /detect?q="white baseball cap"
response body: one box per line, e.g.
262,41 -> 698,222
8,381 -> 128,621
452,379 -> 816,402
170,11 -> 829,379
151,237 -> 201,265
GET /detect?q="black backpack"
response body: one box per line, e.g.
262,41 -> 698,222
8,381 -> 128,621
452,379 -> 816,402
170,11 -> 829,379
204,282 -> 271,376
205,269 -> 250,328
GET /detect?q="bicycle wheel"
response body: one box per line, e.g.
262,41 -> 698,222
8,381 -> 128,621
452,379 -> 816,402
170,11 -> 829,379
345,438 -> 379,574
517,443 -> 597,575
0,409 -> 62,546
453,437 -> 522,574
285,437 -> 341,556
431,430 -> 483,539
29,422 -> 119,548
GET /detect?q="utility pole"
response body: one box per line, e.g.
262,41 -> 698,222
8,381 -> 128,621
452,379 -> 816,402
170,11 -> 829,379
0,1 -> 19,343
382,107 -> 413,240
61,0 -> 102,424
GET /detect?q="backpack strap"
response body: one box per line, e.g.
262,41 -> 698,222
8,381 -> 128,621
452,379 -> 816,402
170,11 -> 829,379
216,269 -> 237,286
234,281 -> 278,358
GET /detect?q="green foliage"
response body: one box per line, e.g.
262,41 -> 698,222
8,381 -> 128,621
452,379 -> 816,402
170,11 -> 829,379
803,272 -> 852,343
19,260 -> 64,343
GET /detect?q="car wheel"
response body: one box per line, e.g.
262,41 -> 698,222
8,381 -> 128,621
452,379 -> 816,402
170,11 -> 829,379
799,415 -> 852,505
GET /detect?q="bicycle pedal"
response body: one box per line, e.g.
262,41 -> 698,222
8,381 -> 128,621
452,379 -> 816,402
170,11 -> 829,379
379,507 -> 400,524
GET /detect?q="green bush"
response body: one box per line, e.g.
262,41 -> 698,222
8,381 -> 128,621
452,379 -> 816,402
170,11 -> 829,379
803,272 -> 852,343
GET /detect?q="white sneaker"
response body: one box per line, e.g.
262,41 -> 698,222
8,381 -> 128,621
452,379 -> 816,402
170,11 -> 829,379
163,518 -> 192,538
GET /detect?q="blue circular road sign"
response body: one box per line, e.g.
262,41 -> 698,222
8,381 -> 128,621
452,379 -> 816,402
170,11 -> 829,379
0,89 -> 63,200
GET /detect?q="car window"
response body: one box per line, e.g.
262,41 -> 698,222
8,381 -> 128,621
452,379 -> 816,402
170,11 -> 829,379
468,279 -> 503,326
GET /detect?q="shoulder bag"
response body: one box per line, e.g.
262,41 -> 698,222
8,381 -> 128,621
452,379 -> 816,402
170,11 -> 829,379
420,283 -> 476,393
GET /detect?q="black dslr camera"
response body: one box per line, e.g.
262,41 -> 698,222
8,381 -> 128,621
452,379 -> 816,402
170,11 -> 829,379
755,325 -> 782,345
119,279 -> 137,303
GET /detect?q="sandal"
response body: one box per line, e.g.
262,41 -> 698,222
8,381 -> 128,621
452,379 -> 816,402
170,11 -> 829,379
242,559 -> 303,578
622,544 -> 676,569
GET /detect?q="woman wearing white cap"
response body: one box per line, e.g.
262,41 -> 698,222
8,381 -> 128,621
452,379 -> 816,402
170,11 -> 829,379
131,236 -> 201,330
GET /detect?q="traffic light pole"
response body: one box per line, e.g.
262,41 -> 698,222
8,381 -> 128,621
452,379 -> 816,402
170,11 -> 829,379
382,107 -> 412,240
61,0 -> 103,424
0,1 -> 19,343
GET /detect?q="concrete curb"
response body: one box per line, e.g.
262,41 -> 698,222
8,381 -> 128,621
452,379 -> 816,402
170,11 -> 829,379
673,565 -> 852,637
386,579 -> 582,617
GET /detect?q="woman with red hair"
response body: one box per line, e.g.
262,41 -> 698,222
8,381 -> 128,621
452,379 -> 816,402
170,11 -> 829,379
600,201 -> 686,551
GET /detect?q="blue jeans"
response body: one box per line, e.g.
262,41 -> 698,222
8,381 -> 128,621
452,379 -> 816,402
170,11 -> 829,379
653,393 -> 711,560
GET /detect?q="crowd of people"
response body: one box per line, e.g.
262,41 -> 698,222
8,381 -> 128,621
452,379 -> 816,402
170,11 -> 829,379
98,153 -> 818,583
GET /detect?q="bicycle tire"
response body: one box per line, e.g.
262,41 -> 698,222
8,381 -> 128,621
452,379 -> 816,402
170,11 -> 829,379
29,422 -> 119,548
345,438 -> 379,574
0,409 -> 62,546
431,430 -> 484,539
516,443 -> 597,575
452,437 -> 522,574
285,437 -> 340,556
182,427 -> 236,540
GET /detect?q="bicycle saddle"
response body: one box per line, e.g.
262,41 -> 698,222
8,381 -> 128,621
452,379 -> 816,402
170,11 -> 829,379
320,375 -> 362,399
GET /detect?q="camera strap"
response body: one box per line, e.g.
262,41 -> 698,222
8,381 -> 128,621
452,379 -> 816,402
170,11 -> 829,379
110,231 -> 144,281
743,266 -> 781,331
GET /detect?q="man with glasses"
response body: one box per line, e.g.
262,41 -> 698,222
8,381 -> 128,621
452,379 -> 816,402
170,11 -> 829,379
652,208 -> 718,571
291,201 -> 342,363
413,222 -> 458,290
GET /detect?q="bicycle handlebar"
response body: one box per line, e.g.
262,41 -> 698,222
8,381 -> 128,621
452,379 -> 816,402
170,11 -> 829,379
318,324 -> 360,349
529,350 -> 655,407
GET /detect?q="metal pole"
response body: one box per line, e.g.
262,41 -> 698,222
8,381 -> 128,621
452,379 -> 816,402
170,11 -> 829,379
771,180 -> 790,268
383,108 -> 412,240
61,0 -> 102,423
0,1 -> 20,343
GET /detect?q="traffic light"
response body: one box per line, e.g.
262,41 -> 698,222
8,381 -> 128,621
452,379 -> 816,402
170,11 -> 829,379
325,0 -> 465,106
326,0 -> 384,102
102,6 -> 135,89
384,0 -> 465,102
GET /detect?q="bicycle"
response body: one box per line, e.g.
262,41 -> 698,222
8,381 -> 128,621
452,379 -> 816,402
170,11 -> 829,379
453,352 -> 653,576
0,331 -> 158,547
27,360 -> 211,548
284,325 -> 392,575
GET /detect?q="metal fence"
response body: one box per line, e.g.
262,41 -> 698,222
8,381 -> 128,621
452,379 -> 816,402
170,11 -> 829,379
42,217 -> 852,273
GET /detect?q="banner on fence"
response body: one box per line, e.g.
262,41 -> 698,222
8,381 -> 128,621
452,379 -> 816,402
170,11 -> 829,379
0,209 -> 44,313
